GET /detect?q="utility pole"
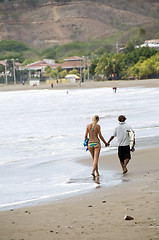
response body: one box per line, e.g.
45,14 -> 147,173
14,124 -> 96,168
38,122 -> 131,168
115,42 -> 119,53
5,60 -> 8,85
80,58 -> 82,83
87,56 -> 89,80
83,57 -> 86,82
12,59 -> 16,84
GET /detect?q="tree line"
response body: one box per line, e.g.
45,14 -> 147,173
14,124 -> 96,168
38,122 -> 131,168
91,43 -> 158,80
0,39 -> 159,82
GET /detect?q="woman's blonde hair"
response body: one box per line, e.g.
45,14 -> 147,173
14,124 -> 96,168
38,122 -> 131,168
92,115 -> 99,124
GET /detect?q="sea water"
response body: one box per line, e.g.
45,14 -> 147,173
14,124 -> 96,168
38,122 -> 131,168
0,86 -> 159,210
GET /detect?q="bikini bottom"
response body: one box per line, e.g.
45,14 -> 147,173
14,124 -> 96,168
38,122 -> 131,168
88,142 -> 100,148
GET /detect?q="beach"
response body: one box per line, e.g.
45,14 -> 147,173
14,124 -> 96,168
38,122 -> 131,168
0,79 -> 159,240
0,78 -> 159,91
0,147 -> 159,240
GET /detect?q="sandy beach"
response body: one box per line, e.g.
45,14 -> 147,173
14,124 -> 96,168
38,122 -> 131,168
0,78 -> 159,91
0,147 -> 159,240
0,79 -> 159,240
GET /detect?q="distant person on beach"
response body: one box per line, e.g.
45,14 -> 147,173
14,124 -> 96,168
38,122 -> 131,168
85,115 -> 107,178
107,115 -> 134,174
113,87 -> 117,93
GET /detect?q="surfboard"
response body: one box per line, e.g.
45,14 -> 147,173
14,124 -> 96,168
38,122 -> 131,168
128,129 -> 135,152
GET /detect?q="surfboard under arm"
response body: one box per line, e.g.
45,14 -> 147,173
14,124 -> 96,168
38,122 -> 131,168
128,129 -> 135,150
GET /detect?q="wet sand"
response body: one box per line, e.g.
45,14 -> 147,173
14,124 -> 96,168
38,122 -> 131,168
0,147 -> 159,240
0,78 -> 159,92
0,79 -> 159,240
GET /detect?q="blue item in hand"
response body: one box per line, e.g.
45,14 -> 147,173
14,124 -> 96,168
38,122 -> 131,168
83,138 -> 89,151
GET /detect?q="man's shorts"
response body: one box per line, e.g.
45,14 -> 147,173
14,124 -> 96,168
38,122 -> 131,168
118,145 -> 131,163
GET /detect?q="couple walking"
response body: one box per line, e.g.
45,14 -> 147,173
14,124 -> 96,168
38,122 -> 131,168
84,115 -> 135,177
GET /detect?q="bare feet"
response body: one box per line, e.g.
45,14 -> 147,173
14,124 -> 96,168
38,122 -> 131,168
123,169 -> 128,174
91,173 -> 96,179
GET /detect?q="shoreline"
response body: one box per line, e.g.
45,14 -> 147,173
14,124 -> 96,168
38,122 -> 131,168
0,147 -> 159,239
0,78 -> 159,91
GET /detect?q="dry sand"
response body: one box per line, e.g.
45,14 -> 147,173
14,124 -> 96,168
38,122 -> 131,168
0,78 -> 159,92
0,147 -> 159,240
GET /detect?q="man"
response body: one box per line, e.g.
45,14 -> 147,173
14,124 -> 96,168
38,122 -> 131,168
107,115 -> 135,174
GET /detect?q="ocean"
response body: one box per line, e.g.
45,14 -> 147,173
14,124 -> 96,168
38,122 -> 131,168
0,86 -> 159,210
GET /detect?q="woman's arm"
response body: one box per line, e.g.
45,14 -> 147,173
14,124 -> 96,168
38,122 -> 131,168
85,125 -> 88,141
98,125 -> 107,147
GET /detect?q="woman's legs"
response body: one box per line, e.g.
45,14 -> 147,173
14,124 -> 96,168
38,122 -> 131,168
93,145 -> 101,176
89,144 -> 101,177
88,146 -> 95,176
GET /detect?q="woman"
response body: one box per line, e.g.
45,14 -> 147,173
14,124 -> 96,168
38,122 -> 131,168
85,115 -> 107,177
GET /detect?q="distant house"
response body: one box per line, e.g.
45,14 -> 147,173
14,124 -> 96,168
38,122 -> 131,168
51,56 -> 85,72
0,60 -> 21,69
0,60 -> 21,78
19,59 -> 55,77
119,39 -> 159,52
136,39 -> 159,50
20,56 -> 88,76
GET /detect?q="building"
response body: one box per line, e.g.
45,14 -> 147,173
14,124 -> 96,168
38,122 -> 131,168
0,60 -> 21,68
52,56 -> 85,72
136,39 -> 159,50
19,59 -> 55,77
20,56 -> 88,72
20,56 -> 89,82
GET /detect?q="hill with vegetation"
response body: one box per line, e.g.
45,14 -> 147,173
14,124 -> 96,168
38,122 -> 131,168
0,0 -> 159,50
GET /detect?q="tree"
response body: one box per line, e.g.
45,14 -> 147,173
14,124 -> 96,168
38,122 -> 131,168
127,61 -> 141,79
22,58 -> 34,66
50,69 -> 59,78
89,58 -> 99,76
0,64 -> 5,73
57,66 -> 63,72
68,69 -> 79,75
138,28 -> 146,39
59,70 -> 67,78
139,59 -> 154,79
44,66 -> 52,76
153,52 -> 159,74
95,53 -> 110,77
0,40 -> 28,52
127,52 -> 159,79
124,42 -> 135,53
111,53 -> 126,76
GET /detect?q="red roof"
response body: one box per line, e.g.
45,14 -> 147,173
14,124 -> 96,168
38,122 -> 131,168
0,60 -> 22,67
0,60 -> 6,66
64,56 -> 84,61
22,61 -> 53,68
52,60 -> 82,69
20,57 -> 90,71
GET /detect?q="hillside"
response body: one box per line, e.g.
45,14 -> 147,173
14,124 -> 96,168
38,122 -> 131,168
0,0 -> 158,49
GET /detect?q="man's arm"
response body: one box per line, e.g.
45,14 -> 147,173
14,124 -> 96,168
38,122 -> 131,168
107,136 -> 114,146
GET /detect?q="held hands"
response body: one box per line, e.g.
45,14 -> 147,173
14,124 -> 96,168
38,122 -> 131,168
105,142 -> 110,147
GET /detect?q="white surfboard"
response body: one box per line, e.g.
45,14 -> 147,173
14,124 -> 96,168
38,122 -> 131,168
128,129 -> 135,152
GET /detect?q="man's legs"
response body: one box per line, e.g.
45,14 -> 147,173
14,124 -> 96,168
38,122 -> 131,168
118,146 -> 130,174
123,158 -> 130,174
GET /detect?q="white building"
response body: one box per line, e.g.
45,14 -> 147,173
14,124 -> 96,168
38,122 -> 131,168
137,39 -> 159,50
